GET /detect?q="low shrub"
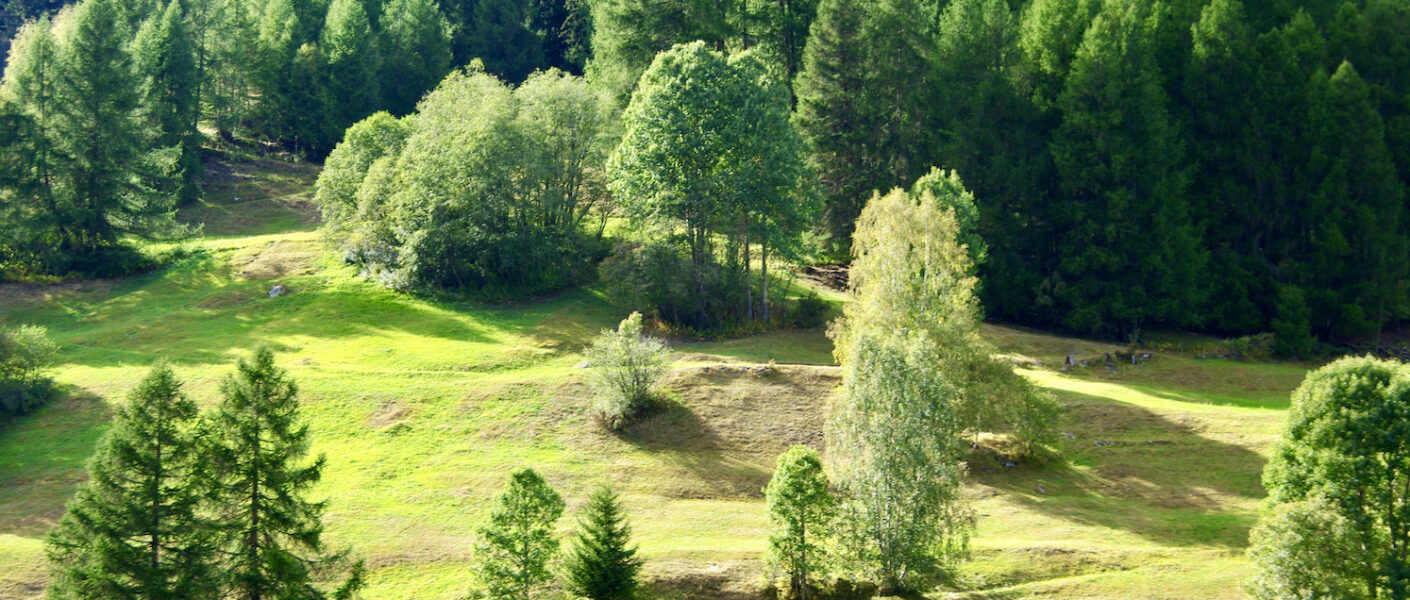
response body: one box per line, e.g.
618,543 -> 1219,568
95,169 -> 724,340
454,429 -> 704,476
0,325 -> 58,420
585,312 -> 669,430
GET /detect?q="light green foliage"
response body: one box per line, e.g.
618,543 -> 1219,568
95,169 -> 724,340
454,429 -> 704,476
322,67 -> 609,294
320,0 -> 378,141
746,0 -> 819,85
606,42 -> 813,329
584,312 -> 668,430
1246,497 -> 1371,600
563,487 -> 643,600
377,0 -> 451,115
44,362 -> 217,600
1252,356 -> 1410,598
133,0 -> 201,202
475,468 -> 565,600
909,168 -> 986,269
314,111 -> 409,247
0,324 -> 58,417
206,347 -> 364,600
763,445 -> 834,599
828,189 -> 976,591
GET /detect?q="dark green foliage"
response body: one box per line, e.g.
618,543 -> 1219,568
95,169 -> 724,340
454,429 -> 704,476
563,487 -> 643,600
1251,357 -> 1410,597
1271,284 -> 1314,359
133,0 -> 202,203
531,0 -> 591,74
44,0 -> 184,272
1048,0 -> 1204,340
795,0 -> 935,256
0,325 -> 58,419
45,362 -> 218,600
748,0 -> 820,87
320,0 -> 379,142
206,347 -> 364,600
377,0 -> 451,115
475,468 -> 565,600
585,0 -> 740,105
468,0 -> 543,83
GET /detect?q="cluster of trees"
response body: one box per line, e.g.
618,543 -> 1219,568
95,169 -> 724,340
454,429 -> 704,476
473,468 -> 642,600
753,188 -> 1059,597
1247,356 -> 1410,599
781,0 -> 1410,347
45,349 -> 364,600
0,324 -> 57,420
315,66 -> 611,295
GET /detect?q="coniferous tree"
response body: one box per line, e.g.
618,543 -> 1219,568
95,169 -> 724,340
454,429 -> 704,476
50,0 -> 183,268
563,487 -> 643,600
475,468 -> 565,600
45,362 -> 218,600
763,445 -> 834,600
0,17 -> 63,265
133,0 -> 202,203
585,0 -> 737,105
206,347 -> 364,600
530,0 -> 591,75
747,0 -> 820,89
1048,0 -> 1203,340
253,0 -> 303,144
377,0 -> 451,115
320,0 -> 379,141
204,0 -> 258,138
1300,62 -> 1406,342
793,0 -> 874,255
469,0 -> 543,83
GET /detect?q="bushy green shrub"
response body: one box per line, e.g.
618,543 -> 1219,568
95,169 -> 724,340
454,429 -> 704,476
585,312 -> 669,430
0,325 -> 58,418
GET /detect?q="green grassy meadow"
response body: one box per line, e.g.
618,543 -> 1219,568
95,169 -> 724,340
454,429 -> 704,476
0,155 -> 1309,599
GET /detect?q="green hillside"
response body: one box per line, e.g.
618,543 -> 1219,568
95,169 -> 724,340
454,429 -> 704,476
0,156 -> 1308,599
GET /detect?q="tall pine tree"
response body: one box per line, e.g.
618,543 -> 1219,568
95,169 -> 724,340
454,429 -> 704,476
1048,0 -> 1203,340
320,0 -> 379,140
133,0 -> 202,203
51,0 -> 183,269
45,362 -> 218,600
563,487 -> 643,600
206,347 -> 363,600
469,0 -> 544,83
378,0 -> 451,115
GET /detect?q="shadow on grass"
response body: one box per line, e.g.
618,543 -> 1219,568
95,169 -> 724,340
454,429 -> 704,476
0,388 -> 112,538
618,397 -> 771,500
972,390 -> 1267,549
22,253 -> 620,370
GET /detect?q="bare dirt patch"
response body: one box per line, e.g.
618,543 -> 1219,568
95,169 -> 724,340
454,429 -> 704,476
0,279 -> 115,308
231,239 -> 321,281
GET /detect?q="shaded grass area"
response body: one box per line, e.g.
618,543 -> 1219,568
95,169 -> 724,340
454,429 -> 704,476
0,154 -> 1304,599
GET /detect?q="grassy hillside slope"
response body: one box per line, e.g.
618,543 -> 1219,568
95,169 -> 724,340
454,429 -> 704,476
0,155 -> 1308,599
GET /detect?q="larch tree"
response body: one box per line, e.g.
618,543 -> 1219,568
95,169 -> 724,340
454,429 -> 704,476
206,347 -> 364,600
45,362 -> 218,600
320,0 -> 379,141
0,17 -> 63,262
377,0 -> 451,115
469,0 -> 544,83
1048,0 -> 1204,340
50,0 -> 184,267
474,468 -> 565,600
133,0 -> 201,202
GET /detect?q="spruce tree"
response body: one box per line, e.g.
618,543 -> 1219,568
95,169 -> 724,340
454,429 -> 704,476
45,362 -> 218,600
206,347 -> 363,600
133,0 -> 202,203
321,0 -> 378,140
475,468 -> 565,600
793,0 -> 875,255
529,0 -> 591,75
563,487 -> 643,600
377,0 -> 451,115
50,0 -> 183,267
0,17 -> 63,264
468,0 -> 543,83
1048,0 -> 1203,340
